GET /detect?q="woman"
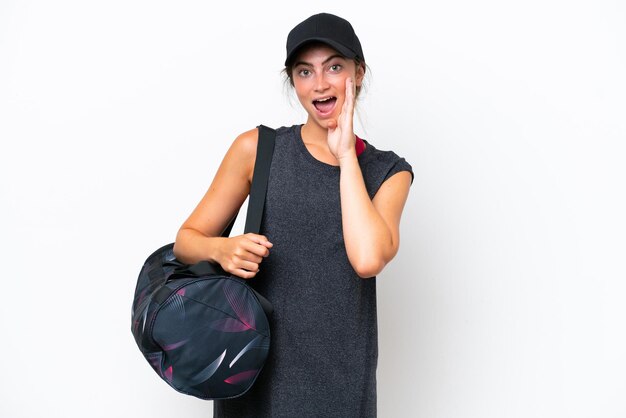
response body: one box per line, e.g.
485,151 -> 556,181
173,12 -> 414,418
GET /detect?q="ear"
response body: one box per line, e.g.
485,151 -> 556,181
355,62 -> 366,87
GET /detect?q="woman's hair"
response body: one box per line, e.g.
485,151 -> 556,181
281,42 -> 369,100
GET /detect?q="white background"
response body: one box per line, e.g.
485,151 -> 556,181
1,1 -> 625,417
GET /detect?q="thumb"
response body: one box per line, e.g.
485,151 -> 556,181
327,119 -> 338,130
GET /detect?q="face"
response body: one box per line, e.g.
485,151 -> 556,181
290,44 -> 365,129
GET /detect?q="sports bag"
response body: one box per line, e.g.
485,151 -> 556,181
131,125 -> 276,400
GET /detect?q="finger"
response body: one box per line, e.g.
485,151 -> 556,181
338,78 -> 354,127
242,239 -> 271,258
246,233 -> 273,247
232,254 -> 261,271
236,251 -> 264,264
345,77 -> 355,115
231,268 -> 257,280
232,247 -> 269,264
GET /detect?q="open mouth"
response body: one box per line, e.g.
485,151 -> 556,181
313,96 -> 337,115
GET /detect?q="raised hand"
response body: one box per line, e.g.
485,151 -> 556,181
327,77 -> 357,161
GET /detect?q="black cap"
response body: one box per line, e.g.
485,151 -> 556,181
285,13 -> 365,67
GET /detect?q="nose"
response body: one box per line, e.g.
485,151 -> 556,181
313,72 -> 330,92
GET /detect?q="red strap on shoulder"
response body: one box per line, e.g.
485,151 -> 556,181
355,135 -> 365,156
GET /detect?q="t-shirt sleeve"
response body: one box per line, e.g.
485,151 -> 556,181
383,157 -> 414,185
362,149 -> 415,200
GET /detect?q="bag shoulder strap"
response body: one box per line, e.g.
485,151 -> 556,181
244,125 -> 276,234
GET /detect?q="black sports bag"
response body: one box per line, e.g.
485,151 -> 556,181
131,125 -> 276,400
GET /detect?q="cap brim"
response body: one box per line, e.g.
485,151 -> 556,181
285,38 -> 357,66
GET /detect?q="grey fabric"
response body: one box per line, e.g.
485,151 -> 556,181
214,124 -> 413,418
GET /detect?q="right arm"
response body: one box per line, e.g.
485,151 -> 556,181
172,127 -> 273,279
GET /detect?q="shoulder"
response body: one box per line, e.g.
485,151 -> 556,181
228,125 -> 288,184
363,140 -> 407,163
223,127 -> 259,185
232,127 -> 259,156
231,125 -> 290,154
361,140 -> 415,187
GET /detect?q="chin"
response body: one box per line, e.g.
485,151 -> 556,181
307,113 -> 331,128
315,118 -> 335,130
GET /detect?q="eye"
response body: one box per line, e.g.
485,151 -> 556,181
329,64 -> 342,72
297,68 -> 311,77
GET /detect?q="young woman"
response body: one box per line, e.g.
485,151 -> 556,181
173,12 -> 414,418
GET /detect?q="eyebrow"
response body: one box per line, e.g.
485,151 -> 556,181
293,54 -> 345,67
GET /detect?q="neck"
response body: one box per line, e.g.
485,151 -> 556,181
301,119 -> 332,145
300,119 -> 366,156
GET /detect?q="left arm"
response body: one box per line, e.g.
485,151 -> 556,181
328,77 -> 412,278
338,159 -> 412,278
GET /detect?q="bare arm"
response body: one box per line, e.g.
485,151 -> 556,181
172,128 -> 273,278
328,77 -> 412,278
339,157 -> 412,278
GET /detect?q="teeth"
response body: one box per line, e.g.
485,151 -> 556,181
315,97 -> 334,102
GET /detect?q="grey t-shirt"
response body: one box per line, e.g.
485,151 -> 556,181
214,124 -> 414,418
